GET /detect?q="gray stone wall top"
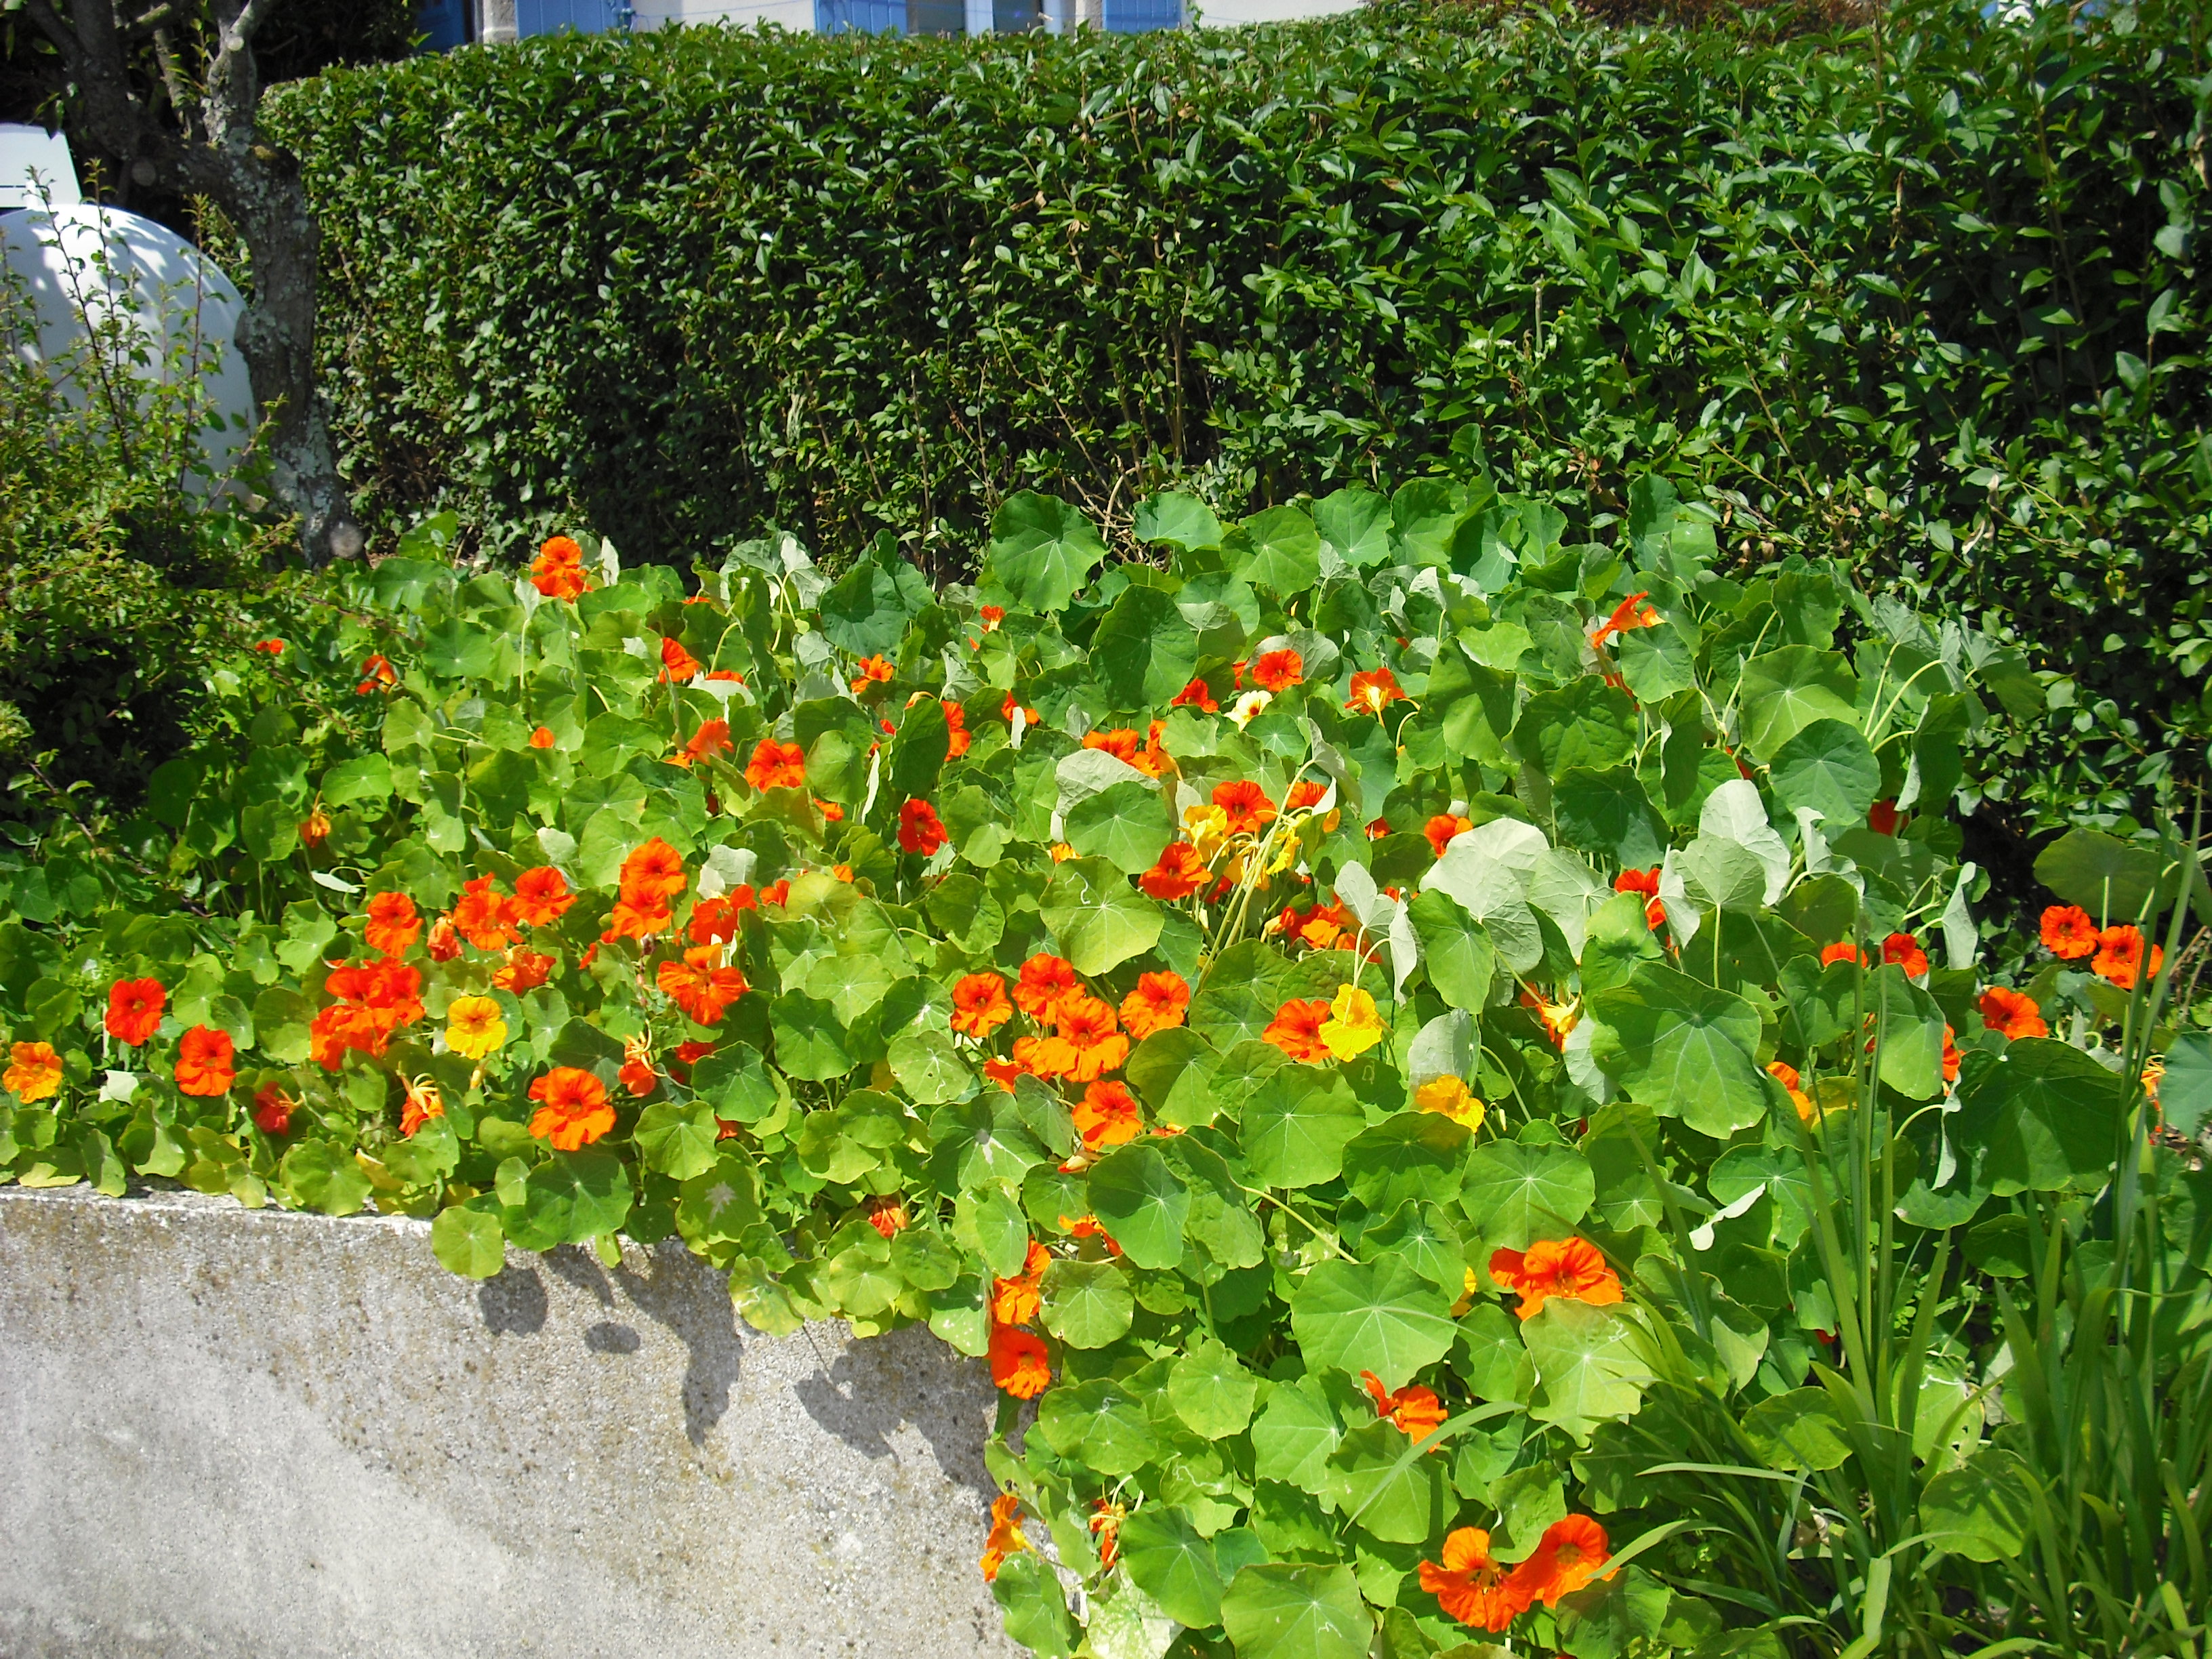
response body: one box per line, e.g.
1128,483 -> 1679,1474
0,1186 -> 1019,1659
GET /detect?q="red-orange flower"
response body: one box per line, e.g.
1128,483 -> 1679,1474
659,636 -> 703,682
1347,667 -> 1406,714
531,534 -> 590,600
1140,842 -> 1209,901
689,895 -> 742,947
865,1197 -> 909,1239
983,1057 -> 1025,1092
951,973 -> 1014,1038
493,948 -> 556,994
674,718 -> 732,768
1614,865 -> 1665,928
1589,590 -> 1660,649
1510,1515 -> 1612,1607
2093,924 -> 2163,990
745,739 -> 806,792
851,655 -> 895,693
657,958 -> 750,1024
1263,997 -> 1332,1063
1978,986 -> 2049,1040
1015,954 -> 1080,1023
2041,904 -> 2099,960
1424,814 -> 1473,859
1073,1080 -> 1143,1151
1867,798 -> 1902,836
980,1491 -> 1034,1581
1881,931 -> 1930,978
1943,1022 -> 1963,1083
942,699 -> 972,759
1419,1528 -> 1530,1632
106,977 -> 165,1046
619,1038 -> 658,1099
1214,779 -> 1276,834
899,799 -> 949,856
990,1240 -> 1050,1324
1252,649 -> 1305,692
452,875 -> 519,951
5,1041 -> 63,1103
527,1067 -> 615,1150
364,891 -> 420,956
1052,996 -> 1129,1082
1488,1237 -> 1622,1320
426,916 -> 462,961
530,725 -> 557,750
253,638 -> 285,655
1361,1370 -> 1449,1443
1820,941 -> 1862,967
356,654 -> 398,694
988,1324 -> 1051,1399
1090,1499 -> 1125,1570
1120,972 -> 1190,1040
979,605 -> 1006,631
508,866 -> 575,926
251,1081 -> 293,1134
1002,691 -> 1038,726
1286,780 -> 1329,813
173,1025 -> 236,1097
1170,678 -> 1219,713
619,838 -> 687,903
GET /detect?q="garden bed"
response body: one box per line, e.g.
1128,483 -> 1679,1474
0,1185 -> 1015,1659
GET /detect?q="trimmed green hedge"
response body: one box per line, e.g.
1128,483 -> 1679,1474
270,0 -> 2211,842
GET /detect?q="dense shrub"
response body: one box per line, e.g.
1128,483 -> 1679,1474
270,0 -> 2212,849
5,474 -> 2207,1658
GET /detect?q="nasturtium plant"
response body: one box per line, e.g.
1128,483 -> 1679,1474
3,478 -> 2206,1659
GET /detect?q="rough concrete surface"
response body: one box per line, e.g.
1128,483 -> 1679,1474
0,1185 -> 1019,1658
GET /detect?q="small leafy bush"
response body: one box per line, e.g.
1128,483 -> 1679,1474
2,476 -> 2206,1659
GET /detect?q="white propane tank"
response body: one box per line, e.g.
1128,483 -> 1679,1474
1,198 -> 258,490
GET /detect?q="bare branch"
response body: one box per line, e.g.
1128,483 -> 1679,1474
122,1 -> 183,38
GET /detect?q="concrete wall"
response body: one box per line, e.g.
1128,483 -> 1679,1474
0,1187 -> 1019,1659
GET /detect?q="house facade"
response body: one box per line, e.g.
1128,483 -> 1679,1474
422,0 -> 1354,47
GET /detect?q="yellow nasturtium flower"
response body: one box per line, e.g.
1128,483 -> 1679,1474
1183,804 -> 1231,863
1414,1073 -> 1486,1132
1319,984 -> 1385,1062
444,994 -> 507,1060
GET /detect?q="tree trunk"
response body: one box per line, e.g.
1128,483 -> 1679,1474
26,0 -> 363,565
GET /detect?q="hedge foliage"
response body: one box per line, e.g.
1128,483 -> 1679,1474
268,0 -> 2212,848
7,473 -> 2209,1658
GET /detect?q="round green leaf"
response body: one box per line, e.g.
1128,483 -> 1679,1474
1768,718 -> 1880,827
1241,1065 -> 1365,1189
1736,647 -> 1860,760
1087,1142 -> 1191,1270
1289,1257 -> 1456,1391
1065,778 -> 1176,876
1041,857 -> 1164,975
1040,1257 -> 1136,1348
1460,1141 -> 1595,1250
634,1099 -> 720,1181
1552,766 -> 1669,868
1135,490 -> 1225,553
1168,1338 -> 1260,1439
1120,1505 -> 1225,1630
1219,1563 -> 1369,1659
986,491 -> 1106,613
430,1200 -> 506,1279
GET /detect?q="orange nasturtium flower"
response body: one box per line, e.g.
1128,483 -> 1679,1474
659,636 -> 703,682
745,738 -> 806,792
1521,988 -> 1579,1048
530,534 -> 590,600
299,805 -> 332,849
619,838 -> 688,903
1942,1023 -> 1963,1084
1319,984 -> 1387,1061
673,718 -> 733,769
1046,996 -> 1130,1082
528,1067 -> 615,1150
356,654 -> 398,694
619,1036 -> 658,1099
507,866 -> 576,927
1766,1059 -> 1816,1122
444,994 -> 508,1061
851,654 -> 895,693
899,798 -> 949,856
364,891 -> 421,957
1213,779 -> 1277,834
1820,941 -> 1862,967
1263,997 -> 1332,1063
493,948 -> 555,995
950,973 -> 1014,1038
1978,986 -> 2049,1041
2041,903 -> 2099,960
1014,954 -> 1080,1023
1589,590 -> 1660,649
1488,1237 -> 1622,1320
1424,814 -> 1473,859
1170,677 -> 1219,712
1415,1074 -> 1485,1132
1418,1528 -> 1530,1632
5,1041 -> 62,1103
657,959 -> 750,1025
448,875 -> 517,951
942,699 -> 972,758
979,1492 -> 1034,1581
1512,1514 -> 1614,1607
1867,798 -> 1902,835
1361,1370 -> 1449,1443
401,1074 -> 445,1137
1881,931 -> 1930,978
989,1324 -> 1052,1399
529,725 -> 558,750
990,1240 -> 1051,1325
1120,971 -> 1191,1040
2093,924 -> 2163,990
106,977 -> 166,1046
1286,779 -> 1330,813
252,638 -> 285,655
1252,648 -> 1305,692
979,605 -> 1006,631
1073,1080 -> 1143,1152
1090,1498 -> 1126,1569
426,915 -> 462,961
1140,842 -> 1210,902
173,1025 -> 237,1097
1347,666 -> 1406,714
